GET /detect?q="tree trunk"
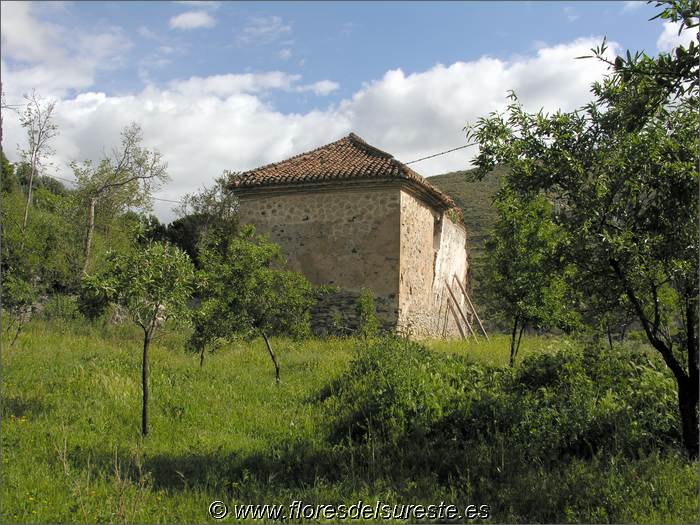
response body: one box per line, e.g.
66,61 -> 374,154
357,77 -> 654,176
82,197 -> 97,276
678,375 -> 698,458
261,331 -> 280,384
199,346 -> 205,368
509,317 -> 519,367
515,323 -> 525,362
142,331 -> 151,436
22,154 -> 37,230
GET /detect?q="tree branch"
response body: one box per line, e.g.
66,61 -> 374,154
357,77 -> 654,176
609,258 -> 687,381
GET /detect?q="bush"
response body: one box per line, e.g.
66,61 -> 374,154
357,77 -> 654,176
324,336 -> 456,445
40,294 -> 81,321
324,337 -> 682,473
319,337 -> 690,521
356,288 -> 380,339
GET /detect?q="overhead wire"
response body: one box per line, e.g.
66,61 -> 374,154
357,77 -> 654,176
20,140 -> 478,207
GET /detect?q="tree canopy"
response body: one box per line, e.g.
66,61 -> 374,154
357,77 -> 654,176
466,0 -> 698,455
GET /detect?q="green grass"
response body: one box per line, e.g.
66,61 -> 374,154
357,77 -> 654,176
424,333 -> 556,367
2,320 -> 697,523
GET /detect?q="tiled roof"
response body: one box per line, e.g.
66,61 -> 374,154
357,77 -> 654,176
230,133 -> 457,210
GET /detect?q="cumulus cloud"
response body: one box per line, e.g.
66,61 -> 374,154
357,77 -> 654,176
169,10 -> 215,30
1,1 -> 131,101
656,20 -> 697,52
278,48 -> 292,60
1,6 -> 617,222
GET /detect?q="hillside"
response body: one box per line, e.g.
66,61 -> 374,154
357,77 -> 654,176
428,165 -> 505,258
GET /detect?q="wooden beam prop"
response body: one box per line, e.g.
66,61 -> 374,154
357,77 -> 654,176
453,276 -> 489,341
446,282 -> 478,342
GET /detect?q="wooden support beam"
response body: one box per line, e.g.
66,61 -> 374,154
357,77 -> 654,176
453,276 -> 489,341
446,282 -> 478,342
447,298 -> 466,340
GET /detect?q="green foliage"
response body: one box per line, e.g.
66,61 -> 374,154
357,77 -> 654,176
82,242 -> 195,332
465,0 -> 699,453
1,172 -> 83,309
325,337 -> 683,487
356,288 -> 380,339
324,337 -> 450,445
1,271 -> 42,333
484,189 -> 580,363
174,172 -> 239,262
40,294 -> 81,322
2,321 -> 697,523
189,226 -> 315,358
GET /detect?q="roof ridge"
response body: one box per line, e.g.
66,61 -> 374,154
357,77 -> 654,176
235,133 -> 352,177
346,132 -> 394,160
229,133 -> 458,212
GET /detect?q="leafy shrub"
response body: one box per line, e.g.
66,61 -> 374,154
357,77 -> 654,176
356,288 -> 379,339
40,294 -> 81,321
77,279 -> 110,321
324,337 -> 682,477
324,336 -> 457,445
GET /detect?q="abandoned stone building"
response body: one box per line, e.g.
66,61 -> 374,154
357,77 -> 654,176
230,133 -> 474,338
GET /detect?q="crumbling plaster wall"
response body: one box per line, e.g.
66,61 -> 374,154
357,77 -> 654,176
397,190 -> 468,338
237,186 -> 402,329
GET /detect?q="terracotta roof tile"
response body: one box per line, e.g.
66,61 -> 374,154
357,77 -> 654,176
230,133 -> 457,210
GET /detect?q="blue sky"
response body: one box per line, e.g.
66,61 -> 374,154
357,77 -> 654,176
1,1 -> 694,220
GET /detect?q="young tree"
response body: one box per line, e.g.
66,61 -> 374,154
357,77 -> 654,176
174,171 -> 240,262
189,226 -> 314,380
466,0 -> 698,455
82,243 -> 195,435
18,91 -> 58,229
484,190 -> 579,366
73,123 -> 168,275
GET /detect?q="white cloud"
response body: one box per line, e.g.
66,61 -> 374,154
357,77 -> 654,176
563,6 -> 579,22
297,80 -> 340,96
169,72 -> 302,96
622,1 -> 644,12
279,48 -> 292,60
174,1 -> 220,8
1,1 -> 131,102
237,16 -> 291,45
138,25 -> 160,40
657,20 -> 697,52
169,10 -> 215,30
2,13 -> 617,222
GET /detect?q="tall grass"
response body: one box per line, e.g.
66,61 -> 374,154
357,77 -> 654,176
1,320 -> 697,523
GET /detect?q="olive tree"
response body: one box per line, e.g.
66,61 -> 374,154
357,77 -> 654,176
72,123 -> 168,275
82,242 -> 195,435
18,90 -> 58,230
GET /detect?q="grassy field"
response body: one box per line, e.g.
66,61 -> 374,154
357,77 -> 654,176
1,320 -> 697,523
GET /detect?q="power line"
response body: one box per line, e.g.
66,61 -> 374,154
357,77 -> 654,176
404,141 -> 477,165
37,173 -> 187,205
21,140 -> 479,205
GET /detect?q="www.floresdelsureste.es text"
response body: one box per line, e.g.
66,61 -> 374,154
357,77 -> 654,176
208,499 -> 491,520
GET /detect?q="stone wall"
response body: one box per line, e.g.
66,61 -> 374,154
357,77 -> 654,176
237,185 -> 402,330
397,189 -> 468,338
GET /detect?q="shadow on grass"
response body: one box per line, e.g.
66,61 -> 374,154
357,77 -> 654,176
67,440 -> 354,493
1,395 -> 45,418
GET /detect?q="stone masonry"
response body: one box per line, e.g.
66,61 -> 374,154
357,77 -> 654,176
231,133 -> 469,338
